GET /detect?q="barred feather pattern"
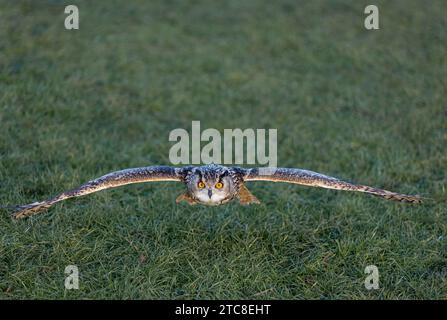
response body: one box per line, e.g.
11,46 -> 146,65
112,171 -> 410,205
6,164 -> 423,220
242,167 -> 422,203
11,166 -> 183,219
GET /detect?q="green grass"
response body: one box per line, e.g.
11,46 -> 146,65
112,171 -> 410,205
0,0 -> 446,299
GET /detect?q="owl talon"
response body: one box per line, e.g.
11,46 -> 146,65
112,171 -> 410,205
175,193 -> 197,205
237,184 -> 261,205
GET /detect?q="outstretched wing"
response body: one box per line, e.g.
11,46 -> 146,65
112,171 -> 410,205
242,167 -> 422,203
11,166 -> 187,219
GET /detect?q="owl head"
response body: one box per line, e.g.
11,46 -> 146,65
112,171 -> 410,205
186,164 -> 239,205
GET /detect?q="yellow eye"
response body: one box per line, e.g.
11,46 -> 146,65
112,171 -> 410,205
198,181 -> 205,189
215,182 -> 223,189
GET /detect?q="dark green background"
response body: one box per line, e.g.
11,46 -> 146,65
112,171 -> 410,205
0,0 -> 446,299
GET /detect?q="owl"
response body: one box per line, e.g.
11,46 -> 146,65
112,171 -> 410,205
6,164 -> 422,219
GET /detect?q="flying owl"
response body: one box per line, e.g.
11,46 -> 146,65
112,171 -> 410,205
6,164 -> 422,219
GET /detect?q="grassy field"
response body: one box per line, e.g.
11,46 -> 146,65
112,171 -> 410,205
0,0 -> 446,299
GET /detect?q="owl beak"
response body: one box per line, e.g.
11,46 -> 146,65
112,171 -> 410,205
208,189 -> 213,199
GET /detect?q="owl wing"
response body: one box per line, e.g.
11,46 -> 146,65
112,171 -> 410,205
10,166 -> 188,219
241,167 -> 422,203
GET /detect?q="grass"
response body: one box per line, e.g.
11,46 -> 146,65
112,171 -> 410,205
0,0 -> 446,299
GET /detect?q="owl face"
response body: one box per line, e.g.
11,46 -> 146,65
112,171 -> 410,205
186,165 -> 238,205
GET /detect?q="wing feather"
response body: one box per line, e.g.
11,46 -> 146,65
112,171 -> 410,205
242,167 -> 422,203
11,166 -> 185,219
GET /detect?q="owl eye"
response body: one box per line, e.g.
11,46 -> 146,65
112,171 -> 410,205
198,181 -> 205,189
215,182 -> 223,189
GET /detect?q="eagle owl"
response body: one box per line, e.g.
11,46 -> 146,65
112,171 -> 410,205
7,164 -> 422,219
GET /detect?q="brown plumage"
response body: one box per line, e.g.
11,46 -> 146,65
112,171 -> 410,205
5,164 -> 423,219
